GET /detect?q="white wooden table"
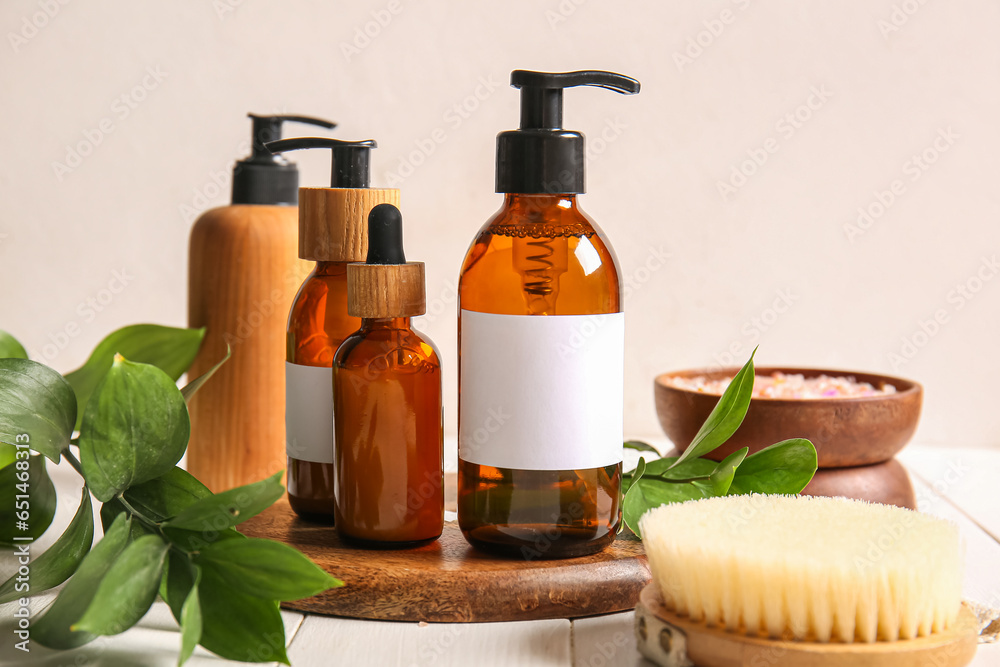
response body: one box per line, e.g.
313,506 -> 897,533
2,440 -> 999,667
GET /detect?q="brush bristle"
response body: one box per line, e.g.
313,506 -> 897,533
639,494 -> 963,643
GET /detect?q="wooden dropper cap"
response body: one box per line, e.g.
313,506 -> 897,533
347,204 -> 426,318
264,137 -> 399,262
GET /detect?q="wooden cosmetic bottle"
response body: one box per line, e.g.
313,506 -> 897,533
187,114 -> 335,492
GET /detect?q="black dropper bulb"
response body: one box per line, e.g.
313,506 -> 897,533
232,114 -> 337,205
265,137 -> 376,189
366,204 -> 406,265
496,70 -> 640,195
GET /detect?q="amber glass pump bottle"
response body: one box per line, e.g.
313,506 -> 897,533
334,204 -> 443,545
266,137 -> 399,522
458,70 -> 640,558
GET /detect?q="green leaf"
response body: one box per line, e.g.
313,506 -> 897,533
0,330 -> 28,359
0,486 -> 93,603
72,534 -> 169,636
165,557 -> 290,664
709,447 -> 749,496
181,345 -> 231,403
622,458 -> 721,538
77,356 -> 190,502
0,443 -> 16,470
670,349 -> 756,469
728,438 -> 818,496
33,512 -> 131,649
632,457 -> 647,483
0,358 -> 76,463
103,467 -> 243,550
0,453 -> 56,545
621,477 -> 650,537
120,467 -> 212,521
63,324 -> 205,430
624,440 -> 660,454
631,455 -> 717,480
195,537 -> 342,601
99,497 -> 154,544
178,569 -> 202,667
200,563 -> 290,664
161,550 -> 196,617
162,470 -> 284,533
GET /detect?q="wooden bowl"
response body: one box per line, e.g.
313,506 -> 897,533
803,458 -> 916,509
654,367 -> 922,468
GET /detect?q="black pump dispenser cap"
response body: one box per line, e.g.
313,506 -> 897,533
366,204 -> 406,264
496,70 -> 640,195
265,137 -> 376,189
231,114 -> 337,205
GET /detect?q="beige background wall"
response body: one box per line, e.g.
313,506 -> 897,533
1,0 -> 997,448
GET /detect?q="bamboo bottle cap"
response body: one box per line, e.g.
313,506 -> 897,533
263,137 -> 400,262
347,204 -> 426,318
298,187 -> 400,262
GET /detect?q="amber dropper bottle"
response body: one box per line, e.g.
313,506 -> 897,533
458,70 -> 640,558
334,204 -> 444,545
266,137 -> 399,522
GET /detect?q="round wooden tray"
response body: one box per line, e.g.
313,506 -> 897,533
239,496 -> 650,623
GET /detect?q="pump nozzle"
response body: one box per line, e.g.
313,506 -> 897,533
246,114 -> 337,164
511,70 -> 639,130
497,69 -> 640,194
266,137 -> 377,189
232,113 -> 337,205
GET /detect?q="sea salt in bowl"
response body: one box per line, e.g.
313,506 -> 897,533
654,367 -> 922,468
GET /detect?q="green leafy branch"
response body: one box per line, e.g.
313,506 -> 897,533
621,350 -> 819,537
0,325 -> 340,665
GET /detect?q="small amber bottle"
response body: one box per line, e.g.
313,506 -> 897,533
458,70 -> 640,559
266,137 -> 399,522
334,204 -> 444,546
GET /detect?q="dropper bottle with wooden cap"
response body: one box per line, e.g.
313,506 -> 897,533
333,203 -> 443,546
266,137 -> 399,523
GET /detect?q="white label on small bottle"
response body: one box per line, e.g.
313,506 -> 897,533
459,310 -> 624,471
285,362 -> 334,464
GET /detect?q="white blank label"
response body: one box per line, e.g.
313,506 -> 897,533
459,310 -> 624,471
285,362 -> 334,464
